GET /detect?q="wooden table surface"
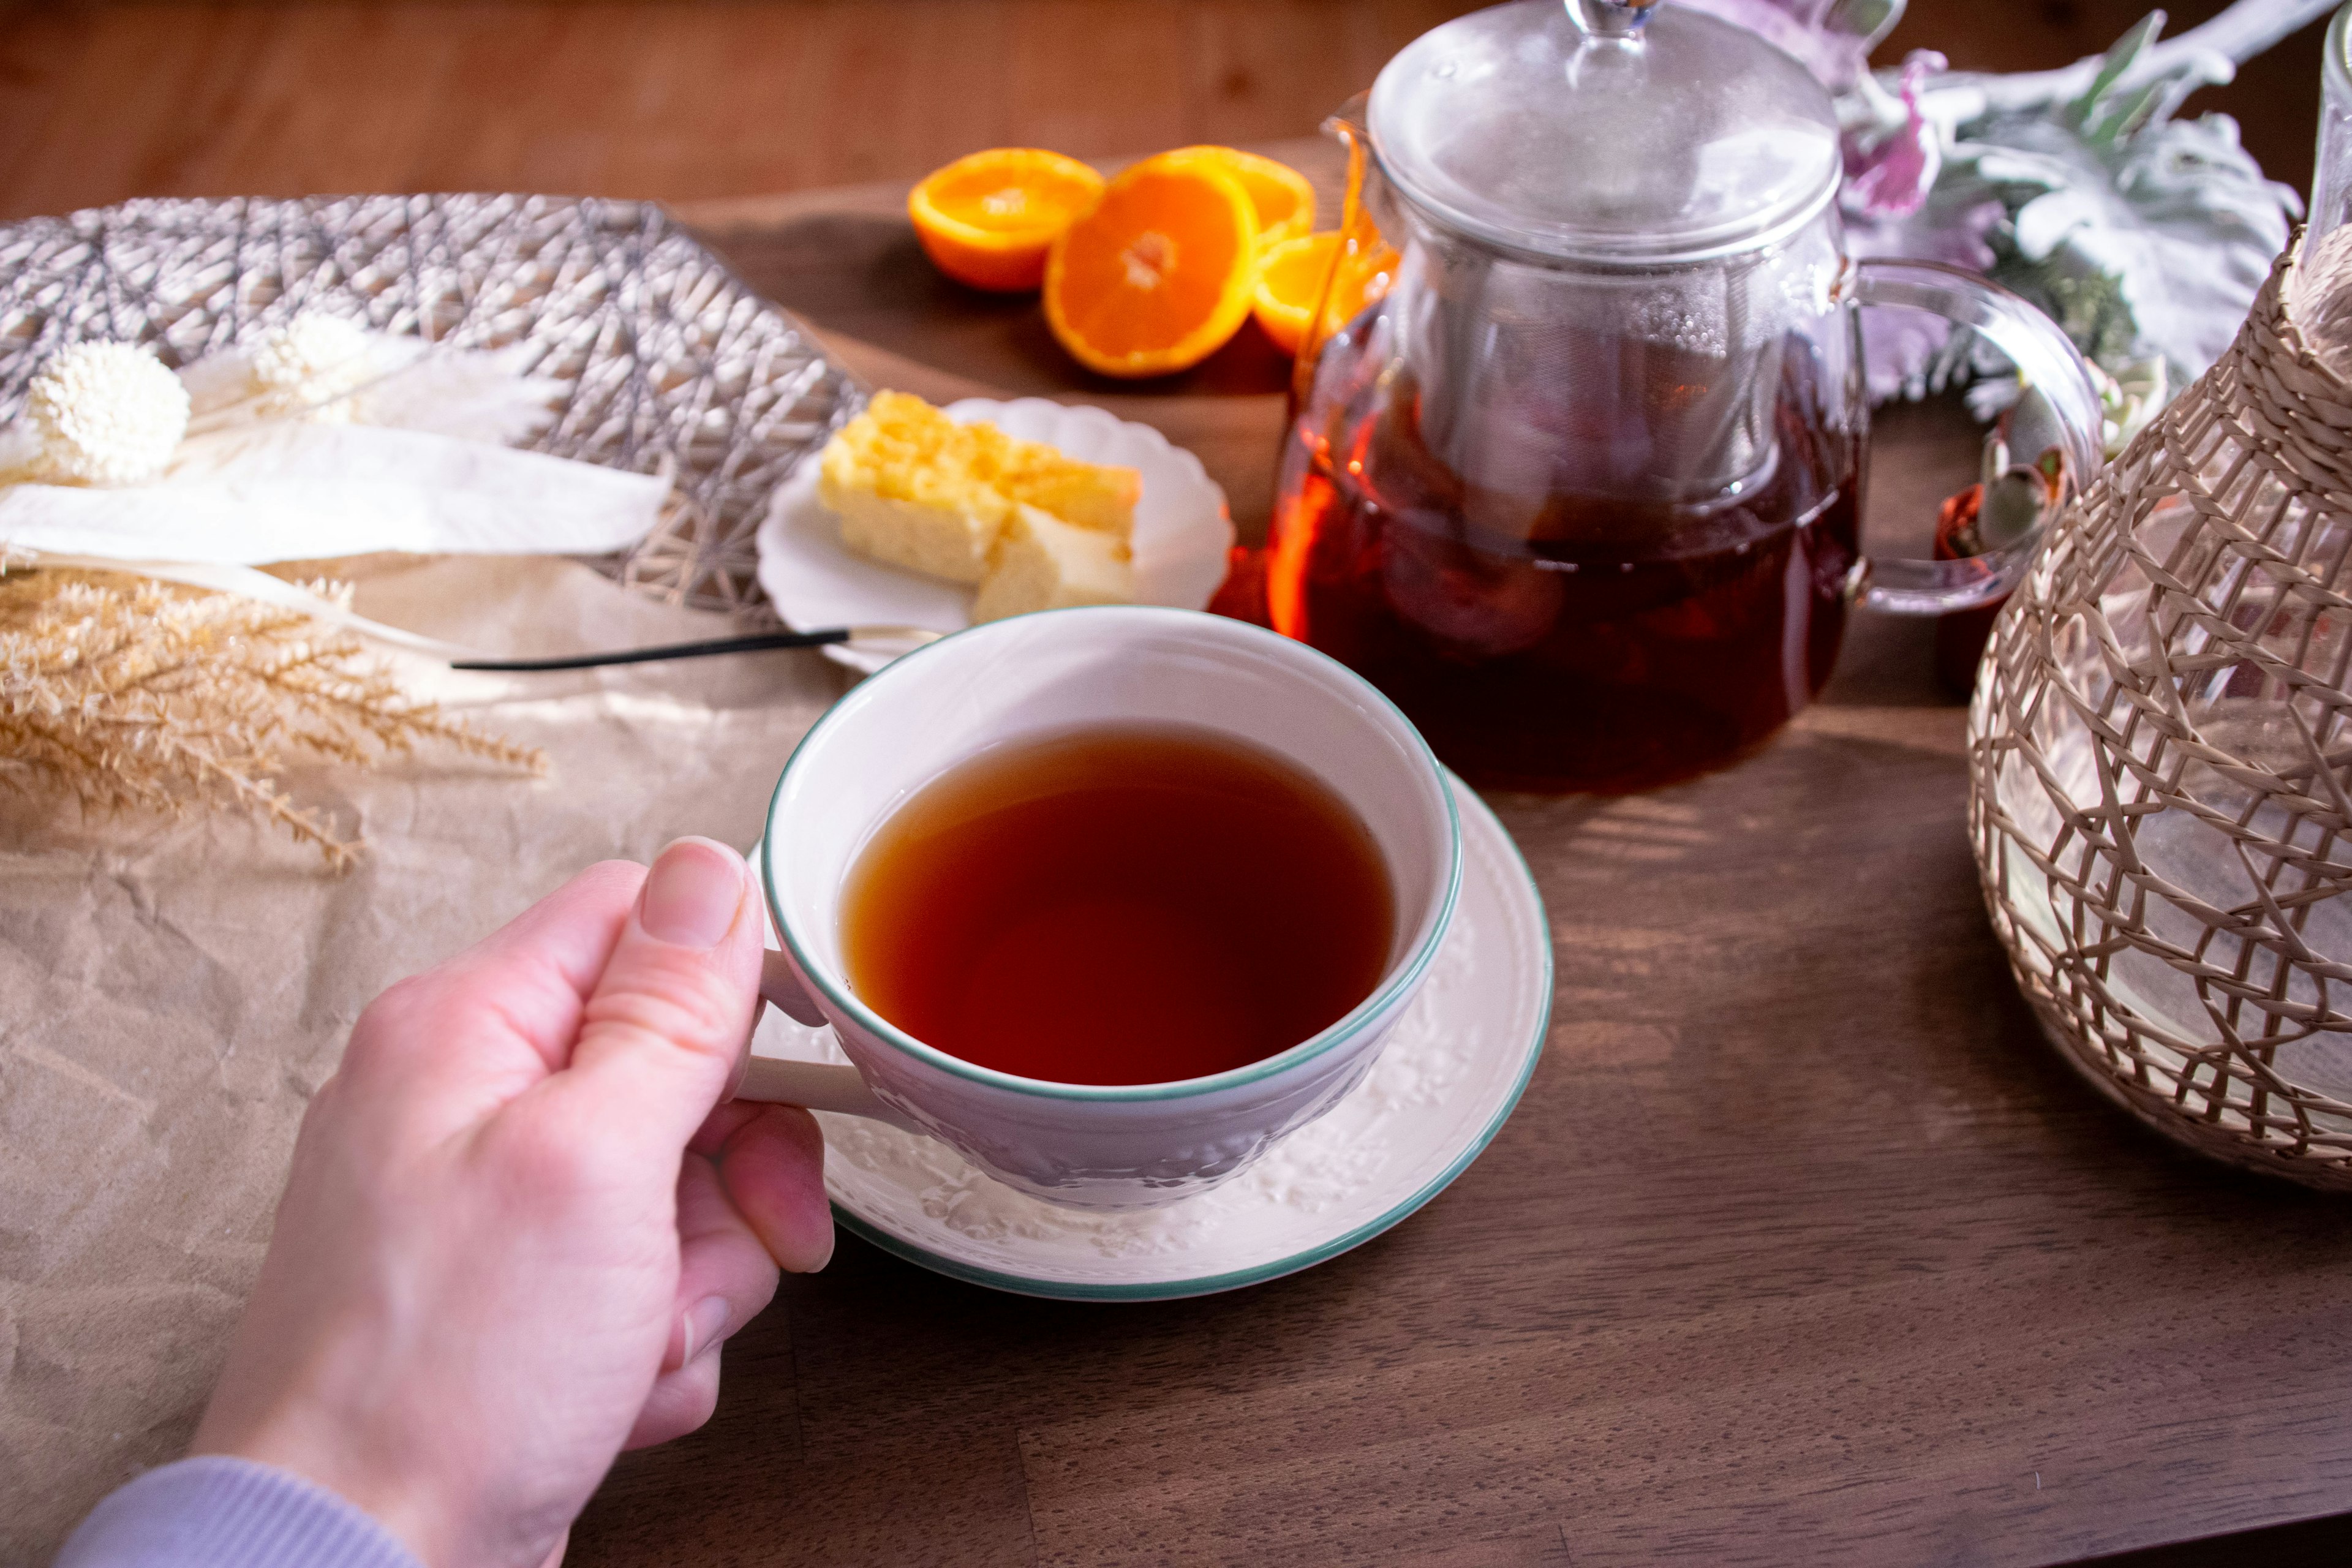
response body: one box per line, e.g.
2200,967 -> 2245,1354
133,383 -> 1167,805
2,4 -> 2343,1564
546,152 -> 2352,1567
0,1 -> 2331,223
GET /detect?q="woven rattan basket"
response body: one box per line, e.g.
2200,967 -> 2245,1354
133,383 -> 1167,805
1969,242 -> 2352,1188
0,194 -> 854,612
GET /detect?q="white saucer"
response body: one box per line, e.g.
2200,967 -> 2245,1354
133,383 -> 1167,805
753,397 -> 1237,676
747,772 -> 1551,1301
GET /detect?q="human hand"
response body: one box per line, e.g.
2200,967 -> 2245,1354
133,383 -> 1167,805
192,838 -> 832,1568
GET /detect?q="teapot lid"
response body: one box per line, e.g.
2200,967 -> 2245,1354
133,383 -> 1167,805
1367,0 -> 1843,264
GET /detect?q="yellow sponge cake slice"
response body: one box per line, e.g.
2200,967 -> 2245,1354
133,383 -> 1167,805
982,436 -> 1140,535
829,486 -> 1002,584
818,392 -> 1012,583
816,391 -> 1139,586
973,506 -> 1136,624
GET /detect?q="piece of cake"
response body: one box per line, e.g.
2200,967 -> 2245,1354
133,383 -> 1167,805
819,391 -> 1015,583
973,505 -> 1136,624
977,429 -> 1140,535
816,390 -> 1140,586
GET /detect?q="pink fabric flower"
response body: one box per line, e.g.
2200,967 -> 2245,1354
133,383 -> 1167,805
1844,50 -> 1948,219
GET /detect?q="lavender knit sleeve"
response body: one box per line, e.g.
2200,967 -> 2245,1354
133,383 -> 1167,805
54,1457 -> 422,1568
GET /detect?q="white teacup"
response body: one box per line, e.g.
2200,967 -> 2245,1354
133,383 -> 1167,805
742,605 -> 1461,1210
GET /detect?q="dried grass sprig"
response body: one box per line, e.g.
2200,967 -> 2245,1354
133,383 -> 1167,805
0,568 -> 545,868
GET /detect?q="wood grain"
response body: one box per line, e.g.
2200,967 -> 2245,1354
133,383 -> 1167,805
570,577 -> 2352,1567
0,1 -> 2329,223
0,0 -> 1468,222
573,126 -> 2352,1568
6,4 -> 2349,1564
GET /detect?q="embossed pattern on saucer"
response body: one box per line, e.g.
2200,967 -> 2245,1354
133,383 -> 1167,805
748,772 -> 1549,1300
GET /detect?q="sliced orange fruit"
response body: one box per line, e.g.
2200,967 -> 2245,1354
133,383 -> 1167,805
1290,238 -> 1403,390
1148,146 -> 1316,248
910,148 -> 1106,293
1044,157 -> 1260,378
1251,231 -> 1341,356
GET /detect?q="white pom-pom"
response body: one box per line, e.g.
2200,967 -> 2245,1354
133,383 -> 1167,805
248,314 -> 376,422
24,342 -> 192,486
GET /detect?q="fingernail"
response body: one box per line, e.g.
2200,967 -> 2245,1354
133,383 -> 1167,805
641,839 -> 745,950
682,1294 -> 731,1363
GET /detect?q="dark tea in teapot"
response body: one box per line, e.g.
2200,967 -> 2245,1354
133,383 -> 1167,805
1265,347 -> 1861,793
1257,1 -> 2101,794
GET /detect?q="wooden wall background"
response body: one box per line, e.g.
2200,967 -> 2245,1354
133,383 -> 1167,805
0,1 -> 2332,226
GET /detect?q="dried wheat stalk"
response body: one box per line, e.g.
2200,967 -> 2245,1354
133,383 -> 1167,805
0,567 -> 545,868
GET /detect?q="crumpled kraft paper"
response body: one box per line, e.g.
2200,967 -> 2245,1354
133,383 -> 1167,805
0,554 -> 845,1561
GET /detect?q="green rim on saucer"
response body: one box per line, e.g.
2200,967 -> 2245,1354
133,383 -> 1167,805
822,775 -> 1550,1302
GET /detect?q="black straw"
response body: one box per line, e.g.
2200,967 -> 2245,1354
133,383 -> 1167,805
450,627 -> 854,672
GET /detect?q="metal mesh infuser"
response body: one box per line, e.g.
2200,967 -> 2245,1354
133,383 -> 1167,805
1970,243 -> 2352,1187
0,193 -> 855,613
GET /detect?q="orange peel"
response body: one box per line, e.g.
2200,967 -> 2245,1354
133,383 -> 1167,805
1251,231 -> 1342,356
1149,146 -> 1316,249
1044,157 -> 1260,378
910,148 -> 1105,293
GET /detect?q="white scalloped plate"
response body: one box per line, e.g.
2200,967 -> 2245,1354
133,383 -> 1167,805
754,397 -> 1235,675
746,774 -> 1551,1301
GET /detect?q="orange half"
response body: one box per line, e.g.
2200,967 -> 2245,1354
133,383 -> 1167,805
1044,159 -> 1260,378
1251,231 -> 1341,356
910,148 -> 1106,292
1150,146 -> 1316,248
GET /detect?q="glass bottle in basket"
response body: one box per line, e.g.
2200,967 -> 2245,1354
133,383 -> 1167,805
1269,0 -> 2106,791
1970,4 -> 2352,1182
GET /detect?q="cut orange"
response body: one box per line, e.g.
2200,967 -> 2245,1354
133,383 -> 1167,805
1044,158 -> 1260,378
1148,146 -> 1316,248
1251,231 -> 1341,356
1289,237 -> 1403,390
910,148 -> 1106,293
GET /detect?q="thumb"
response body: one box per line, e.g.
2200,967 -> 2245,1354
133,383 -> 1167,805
564,837 -> 766,1158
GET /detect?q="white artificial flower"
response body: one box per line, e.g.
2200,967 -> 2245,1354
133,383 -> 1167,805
246,313 -> 378,422
18,342 -> 192,486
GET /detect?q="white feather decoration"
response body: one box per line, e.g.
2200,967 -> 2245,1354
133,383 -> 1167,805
0,318 -> 666,570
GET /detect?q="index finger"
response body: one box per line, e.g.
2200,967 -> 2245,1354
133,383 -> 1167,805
344,859 -> 648,1090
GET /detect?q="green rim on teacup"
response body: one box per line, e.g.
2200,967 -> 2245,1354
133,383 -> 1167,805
760,604 -> 1464,1104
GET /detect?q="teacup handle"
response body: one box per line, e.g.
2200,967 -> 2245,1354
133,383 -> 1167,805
736,950 -> 924,1132
1850,258 -> 2106,614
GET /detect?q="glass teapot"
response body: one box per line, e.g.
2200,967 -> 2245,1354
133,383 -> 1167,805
1267,0 -> 2106,791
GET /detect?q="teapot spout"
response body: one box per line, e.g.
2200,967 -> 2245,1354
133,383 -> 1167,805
1295,91 -> 1390,400
1319,89 -> 1371,232
1321,89 -> 1369,149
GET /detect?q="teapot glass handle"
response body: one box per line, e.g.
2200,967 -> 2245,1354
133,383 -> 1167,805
1851,258 -> 2107,616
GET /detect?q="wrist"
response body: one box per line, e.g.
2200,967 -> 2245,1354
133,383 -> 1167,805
192,1404 -> 465,1568
58,1457 -> 424,1568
